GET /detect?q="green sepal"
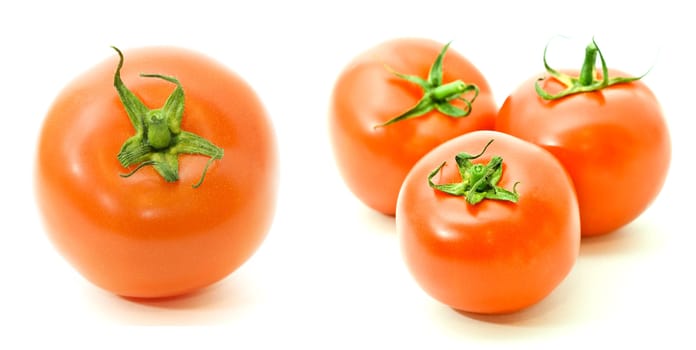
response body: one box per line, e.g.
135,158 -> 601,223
375,41 -> 479,128
111,46 -> 224,188
428,139 -> 519,205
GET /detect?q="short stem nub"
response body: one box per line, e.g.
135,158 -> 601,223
146,114 -> 173,150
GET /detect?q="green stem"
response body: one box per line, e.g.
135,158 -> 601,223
578,42 -> 599,86
145,111 -> 173,149
431,81 -> 467,101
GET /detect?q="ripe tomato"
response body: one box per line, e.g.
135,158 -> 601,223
397,130 -> 580,314
329,38 -> 497,215
35,46 -> 278,298
496,40 -> 671,236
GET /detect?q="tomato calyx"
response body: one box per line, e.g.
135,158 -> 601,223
375,42 -> 479,128
427,139 -> 519,205
535,38 -> 646,100
112,47 -> 224,188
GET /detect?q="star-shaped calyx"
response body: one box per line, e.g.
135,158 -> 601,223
112,47 -> 223,188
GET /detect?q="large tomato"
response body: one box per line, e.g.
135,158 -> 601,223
496,40 -> 671,236
329,38 -> 497,215
397,130 -> 580,314
35,46 -> 278,298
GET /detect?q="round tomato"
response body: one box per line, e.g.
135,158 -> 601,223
329,38 -> 497,215
35,46 -> 278,298
397,130 -> 580,314
496,40 -> 671,236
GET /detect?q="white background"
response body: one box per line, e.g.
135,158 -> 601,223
2,0 -> 694,348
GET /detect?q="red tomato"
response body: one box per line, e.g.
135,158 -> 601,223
35,47 -> 278,298
496,40 -> 671,236
397,130 -> 580,314
329,38 -> 497,215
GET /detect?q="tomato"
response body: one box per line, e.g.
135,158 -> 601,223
496,39 -> 671,236
397,130 -> 580,314
329,38 -> 497,215
35,46 -> 278,298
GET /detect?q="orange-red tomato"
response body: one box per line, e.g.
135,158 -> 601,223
397,130 -> 580,314
496,69 -> 671,236
35,47 -> 278,298
329,38 -> 497,215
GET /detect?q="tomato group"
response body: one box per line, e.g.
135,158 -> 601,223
33,36 -> 672,317
35,47 -> 278,298
496,41 -> 671,236
329,38 -> 497,215
397,131 -> 580,314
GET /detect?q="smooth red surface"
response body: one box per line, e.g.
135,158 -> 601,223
397,131 -> 580,314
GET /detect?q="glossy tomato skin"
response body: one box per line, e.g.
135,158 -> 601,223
329,38 -> 497,215
496,70 -> 671,236
397,131 -> 580,314
35,47 -> 278,298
